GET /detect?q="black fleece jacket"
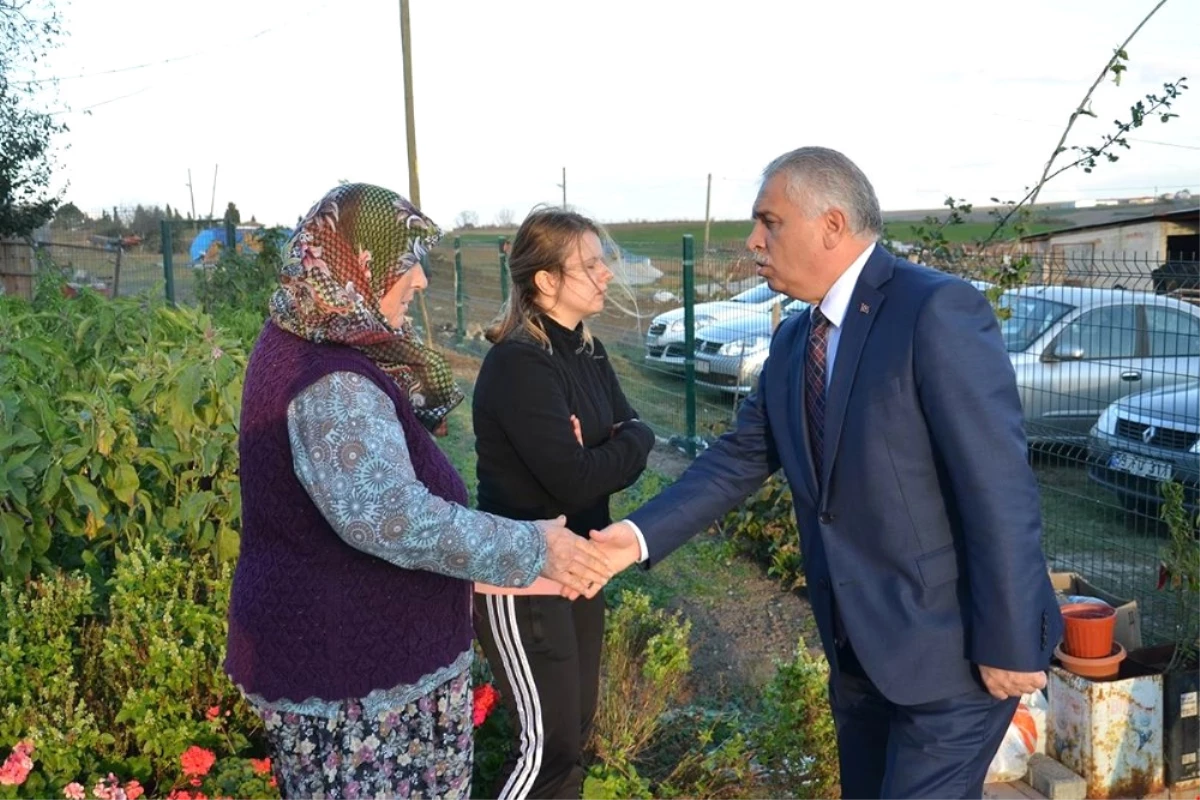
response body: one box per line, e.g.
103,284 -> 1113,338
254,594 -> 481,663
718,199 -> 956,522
472,317 -> 655,536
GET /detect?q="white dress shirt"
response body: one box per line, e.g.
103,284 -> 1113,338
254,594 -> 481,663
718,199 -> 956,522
623,242 -> 877,562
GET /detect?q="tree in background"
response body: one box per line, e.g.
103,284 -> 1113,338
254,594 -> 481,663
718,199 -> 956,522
50,200 -> 86,230
454,210 -> 479,230
494,208 -> 515,227
0,0 -> 66,237
223,201 -> 241,228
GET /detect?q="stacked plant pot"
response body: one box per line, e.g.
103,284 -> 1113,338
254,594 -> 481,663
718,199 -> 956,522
1054,602 -> 1125,679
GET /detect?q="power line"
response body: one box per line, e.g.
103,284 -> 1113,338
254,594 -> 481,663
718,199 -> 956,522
988,111 -> 1200,151
45,86 -> 154,116
12,2 -> 331,87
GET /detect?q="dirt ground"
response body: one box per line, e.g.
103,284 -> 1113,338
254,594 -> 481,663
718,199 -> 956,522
640,441 -> 820,705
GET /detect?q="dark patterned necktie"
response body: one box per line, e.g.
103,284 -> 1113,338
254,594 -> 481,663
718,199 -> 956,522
805,307 -> 831,478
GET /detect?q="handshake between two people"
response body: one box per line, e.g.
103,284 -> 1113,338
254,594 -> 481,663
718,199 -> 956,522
534,517 -> 644,600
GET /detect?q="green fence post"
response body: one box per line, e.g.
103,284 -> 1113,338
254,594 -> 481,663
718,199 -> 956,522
498,236 -> 510,304
161,220 -> 175,305
682,234 -> 697,458
454,237 -> 466,344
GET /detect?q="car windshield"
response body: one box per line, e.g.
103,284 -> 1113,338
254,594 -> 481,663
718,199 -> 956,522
731,283 -> 778,304
998,294 -> 1075,353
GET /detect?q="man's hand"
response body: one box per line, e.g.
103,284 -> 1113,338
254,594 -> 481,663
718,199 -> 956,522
590,522 -> 642,575
570,415 -> 583,446
535,516 -> 612,599
978,665 -> 1047,700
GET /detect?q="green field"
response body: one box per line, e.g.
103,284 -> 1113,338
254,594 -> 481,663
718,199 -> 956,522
455,219 -> 753,260
882,220 -> 1060,244
453,215 -> 1060,261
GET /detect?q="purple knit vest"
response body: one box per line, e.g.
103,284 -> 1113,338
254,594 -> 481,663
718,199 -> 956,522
225,322 -> 472,702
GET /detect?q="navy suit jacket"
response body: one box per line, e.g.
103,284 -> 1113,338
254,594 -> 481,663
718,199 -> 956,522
629,246 -> 1063,706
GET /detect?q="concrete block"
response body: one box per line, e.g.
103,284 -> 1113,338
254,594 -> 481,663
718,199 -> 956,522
1027,754 -> 1087,800
984,781 -> 1044,799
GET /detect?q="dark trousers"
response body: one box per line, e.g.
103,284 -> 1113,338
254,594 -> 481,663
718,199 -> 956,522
474,591 -> 605,800
830,641 -> 1019,799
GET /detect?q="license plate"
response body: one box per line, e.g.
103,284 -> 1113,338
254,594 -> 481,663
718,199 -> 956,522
694,360 -> 710,374
1108,451 -> 1173,480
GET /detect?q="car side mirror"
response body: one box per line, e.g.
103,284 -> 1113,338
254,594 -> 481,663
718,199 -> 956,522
1043,344 -> 1085,362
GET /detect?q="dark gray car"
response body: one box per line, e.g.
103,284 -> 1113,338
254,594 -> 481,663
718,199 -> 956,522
692,299 -> 809,393
1087,381 -> 1199,514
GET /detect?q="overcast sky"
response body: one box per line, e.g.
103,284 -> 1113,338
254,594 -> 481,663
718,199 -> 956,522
25,0 -> 1200,228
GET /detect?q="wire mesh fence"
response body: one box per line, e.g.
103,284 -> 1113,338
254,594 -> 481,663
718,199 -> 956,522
9,227 -> 1197,647
940,251 -> 1198,647
421,236 -> 771,445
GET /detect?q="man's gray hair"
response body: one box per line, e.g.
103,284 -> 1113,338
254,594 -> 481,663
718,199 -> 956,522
763,147 -> 883,238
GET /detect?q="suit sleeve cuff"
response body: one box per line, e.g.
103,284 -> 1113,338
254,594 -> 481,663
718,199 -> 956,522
621,519 -> 650,563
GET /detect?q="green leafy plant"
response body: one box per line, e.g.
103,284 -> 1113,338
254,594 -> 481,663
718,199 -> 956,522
721,474 -> 804,591
752,643 -> 839,800
0,288 -> 247,582
194,227 -> 288,322
589,589 -> 691,782
1158,480 -> 1199,673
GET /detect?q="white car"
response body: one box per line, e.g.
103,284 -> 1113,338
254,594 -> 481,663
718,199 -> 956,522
644,282 -> 787,370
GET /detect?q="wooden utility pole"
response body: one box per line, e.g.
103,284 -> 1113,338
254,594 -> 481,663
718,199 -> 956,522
399,0 -> 435,345
558,167 -> 567,209
400,0 -> 420,207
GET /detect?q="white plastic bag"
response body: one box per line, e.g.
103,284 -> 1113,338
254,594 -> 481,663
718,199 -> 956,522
985,693 -> 1041,783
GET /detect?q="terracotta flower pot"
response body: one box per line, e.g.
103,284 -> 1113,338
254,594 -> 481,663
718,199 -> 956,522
1061,602 -> 1117,658
1055,642 -> 1127,680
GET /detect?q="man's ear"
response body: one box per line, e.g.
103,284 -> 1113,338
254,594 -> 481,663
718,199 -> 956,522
822,208 -> 849,249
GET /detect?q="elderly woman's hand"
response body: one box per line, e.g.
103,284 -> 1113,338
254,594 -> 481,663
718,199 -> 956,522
535,516 -> 612,599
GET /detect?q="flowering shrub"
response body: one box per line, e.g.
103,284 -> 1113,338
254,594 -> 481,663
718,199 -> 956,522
0,546 -> 267,798
0,743 -> 34,787
471,684 -> 500,728
161,746 -> 276,800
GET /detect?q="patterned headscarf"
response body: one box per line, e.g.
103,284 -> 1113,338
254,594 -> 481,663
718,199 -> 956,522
269,183 -> 464,430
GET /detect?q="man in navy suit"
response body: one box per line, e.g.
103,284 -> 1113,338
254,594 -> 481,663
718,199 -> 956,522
593,146 -> 1063,798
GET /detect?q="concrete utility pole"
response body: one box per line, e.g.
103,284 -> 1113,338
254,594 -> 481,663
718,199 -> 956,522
556,167 -> 567,209
703,172 -> 712,274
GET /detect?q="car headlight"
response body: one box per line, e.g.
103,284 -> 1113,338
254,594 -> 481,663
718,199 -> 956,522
718,335 -> 771,357
1093,406 -> 1119,436
668,315 -> 715,334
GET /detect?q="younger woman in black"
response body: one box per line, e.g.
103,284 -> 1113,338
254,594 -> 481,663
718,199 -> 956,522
472,209 -> 654,799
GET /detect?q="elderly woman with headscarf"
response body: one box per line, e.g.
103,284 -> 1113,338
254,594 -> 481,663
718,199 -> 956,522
225,184 -> 612,799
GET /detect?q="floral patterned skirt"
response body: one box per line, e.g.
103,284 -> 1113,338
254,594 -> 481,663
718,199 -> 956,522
257,670 -> 472,799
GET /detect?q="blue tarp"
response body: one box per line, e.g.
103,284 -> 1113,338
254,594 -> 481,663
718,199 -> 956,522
189,227 -> 292,264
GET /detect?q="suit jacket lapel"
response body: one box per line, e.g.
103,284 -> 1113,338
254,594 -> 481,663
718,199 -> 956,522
820,248 -> 894,497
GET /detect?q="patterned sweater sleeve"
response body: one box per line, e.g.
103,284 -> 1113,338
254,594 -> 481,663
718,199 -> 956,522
287,371 -> 546,587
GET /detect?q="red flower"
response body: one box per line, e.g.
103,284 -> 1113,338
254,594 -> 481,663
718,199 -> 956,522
472,683 -> 501,727
180,746 -> 216,777
250,758 -> 272,776
205,706 -> 221,722
166,792 -> 192,800
125,780 -> 144,800
189,778 -> 202,787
